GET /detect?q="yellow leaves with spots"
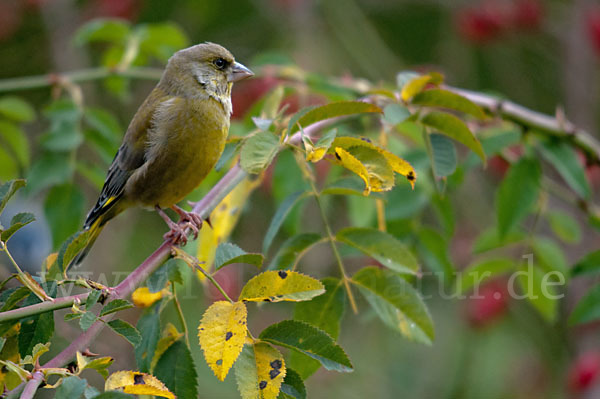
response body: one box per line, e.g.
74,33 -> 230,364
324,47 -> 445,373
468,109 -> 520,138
0,325 -> 22,392
330,136 -> 417,193
238,270 -> 325,303
198,301 -> 248,381
131,287 -> 165,308
197,177 -> 260,280
105,370 -> 174,399
235,342 -> 286,399
333,147 -> 372,195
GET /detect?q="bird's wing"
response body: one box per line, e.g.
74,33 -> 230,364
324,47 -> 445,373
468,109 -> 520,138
83,88 -> 168,229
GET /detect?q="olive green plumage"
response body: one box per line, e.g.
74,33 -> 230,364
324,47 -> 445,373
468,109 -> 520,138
73,43 -> 253,266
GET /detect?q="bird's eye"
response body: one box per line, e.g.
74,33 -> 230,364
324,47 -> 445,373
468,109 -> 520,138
213,58 -> 227,69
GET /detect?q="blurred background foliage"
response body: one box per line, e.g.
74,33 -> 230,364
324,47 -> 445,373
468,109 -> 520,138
1,0 -> 600,398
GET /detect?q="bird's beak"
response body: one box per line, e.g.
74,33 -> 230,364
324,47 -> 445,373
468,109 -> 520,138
228,62 -> 254,83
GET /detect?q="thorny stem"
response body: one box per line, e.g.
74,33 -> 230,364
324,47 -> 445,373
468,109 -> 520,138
172,284 -> 190,348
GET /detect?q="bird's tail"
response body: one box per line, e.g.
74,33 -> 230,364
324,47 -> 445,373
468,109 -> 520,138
70,218 -> 105,267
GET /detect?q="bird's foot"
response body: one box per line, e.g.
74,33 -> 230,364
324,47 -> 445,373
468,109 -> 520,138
171,205 -> 203,240
156,206 -> 190,246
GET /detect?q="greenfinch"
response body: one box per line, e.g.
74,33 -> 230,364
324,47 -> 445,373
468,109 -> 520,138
73,42 -> 253,265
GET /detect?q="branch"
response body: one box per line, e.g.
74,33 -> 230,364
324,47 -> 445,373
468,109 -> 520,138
0,66 -> 163,93
447,86 -> 600,163
0,293 -> 87,323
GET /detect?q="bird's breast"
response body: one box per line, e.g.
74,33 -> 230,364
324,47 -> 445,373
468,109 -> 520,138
127,97 -> 229,208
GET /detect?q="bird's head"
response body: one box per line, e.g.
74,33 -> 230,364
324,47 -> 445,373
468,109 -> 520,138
161,42 -> 253,113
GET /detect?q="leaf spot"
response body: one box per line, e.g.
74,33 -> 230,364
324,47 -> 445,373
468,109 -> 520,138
225,331 -> 233,341
270,359 -> 282,370
407,171 -> 415,181
269,369 -> 280,379
278,271 -> 288,279
259,380 -> 267,390
216,359 -> 223,366
133,373 -> 145,385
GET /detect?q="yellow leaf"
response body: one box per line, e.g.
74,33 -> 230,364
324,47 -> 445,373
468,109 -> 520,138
198,301 -> 248,381
105,370 -> 174,399
131,287 -> 165,308
43,252 -> 57,270
150,323 -> 183,372
401,72 -> 444,102
306,147 -> 327,163
333,147 -> 371,195
0,325 -> 22,391
197,177 -> 260,280
238,270 -> 325,303
331,137 -> 416,189
235,342 -> 286,399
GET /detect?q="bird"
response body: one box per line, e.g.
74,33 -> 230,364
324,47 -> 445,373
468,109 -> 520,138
72,42 -> 253,266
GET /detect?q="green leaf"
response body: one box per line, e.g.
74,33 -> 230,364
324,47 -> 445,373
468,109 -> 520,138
147,259 -> 182,293
79,311 -> 97,331
137,22 -> 189,62
411,89 -> 485,119
100,299 -> 133,316
18,311 -> 54,358
44,183 -> 85,249
336,227 -> 419,274
134,308 -> 161,373
457,258 -> 514,295
259,320 -> 353,373
0,287 -> 30,312
74,18 -> 130,46
107,319 -> 141,347
517,264 -> 560,322
26,154 -> 72,195
153,340 -> 198,399
0,96 -> 35,122
0,179 -> 26,215
0,145 -> 17,181
85,289 -> 102,310
353,267 -> 434,344
496,158 -> 541,237
214,242 -> 264,271
430,133 -> 457,177
293,101 -> 382,133
291,278 -> 346,378
84,107 -> 122,142
268,233 -> 322,270
1,212 -> 35,242
472,227 -> 526,253
240,131 -> 280,174
57,230 -> 93,274
84,385 -> 100,399
569,284 -> 600,325
531,237 -> 569,278
55,376 -> 87,399
64,313 -> 82,322
539,140 -> 591,199
383,103 -> 411,125
0,121 -> 30,167
278,368 -> 306,399
547,210 -> 581,244
215,142 -> 239,172
263,191 -> 310,254
321,176 -> 378,197
420,111 -> 485,163
571,250 -> 600,277
415,227 -> 454,281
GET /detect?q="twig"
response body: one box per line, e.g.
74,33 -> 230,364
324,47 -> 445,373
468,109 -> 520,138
0,67 -> 163,93
447,86 -> 600,163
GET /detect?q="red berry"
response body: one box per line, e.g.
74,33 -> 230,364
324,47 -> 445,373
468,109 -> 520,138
568,352 -> 600,392
511,0 -> 543,30
231,76 -> 280,120
587,8 -> 600,55
466,278 -> 509,327
456,3 -> 507,44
